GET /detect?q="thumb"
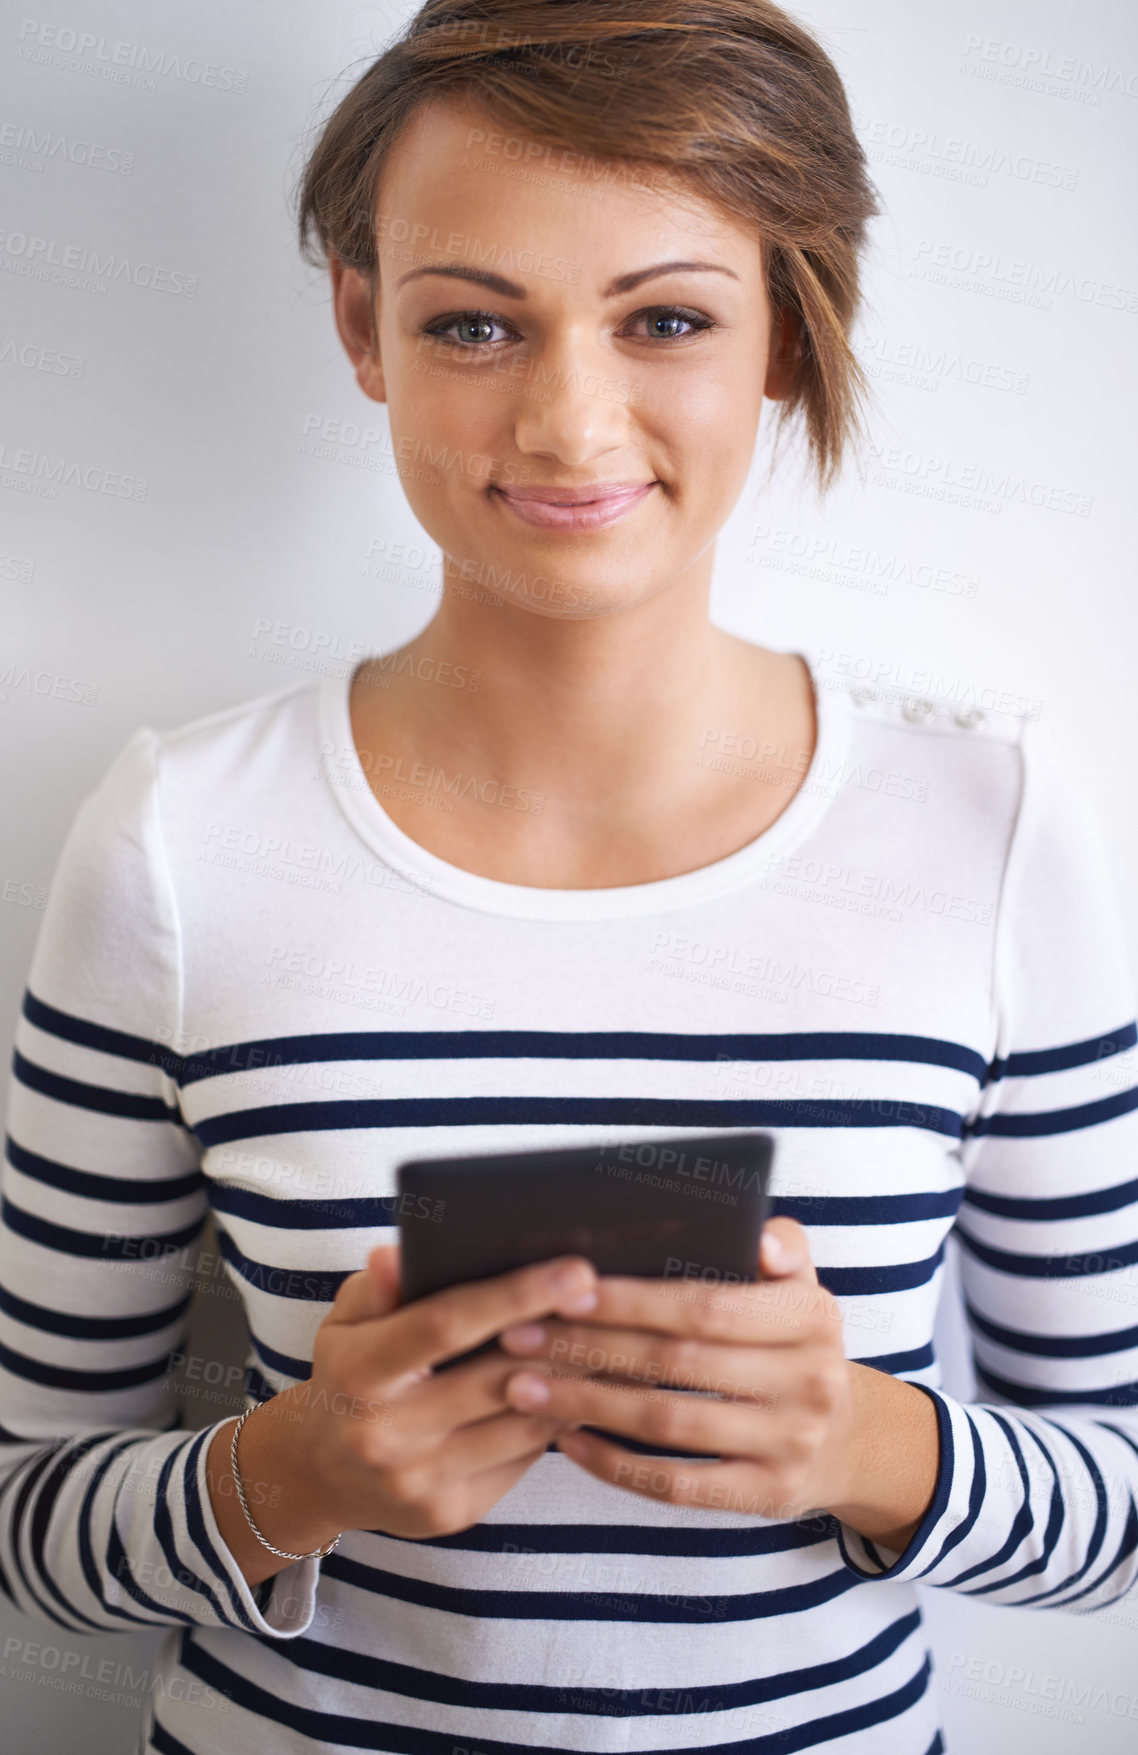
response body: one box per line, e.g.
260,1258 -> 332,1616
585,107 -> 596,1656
324,1242 -> 402,1327
367,1241 -> 403,1309
759,1215 -> 818,1284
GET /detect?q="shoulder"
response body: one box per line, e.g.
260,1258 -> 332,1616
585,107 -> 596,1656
817,672 -> 1121,927
86,675 -> 325,819
152,674 -> 323,781
820,673 -> 1028,749
55,677 -> 327,898
810,667 -> 1029,839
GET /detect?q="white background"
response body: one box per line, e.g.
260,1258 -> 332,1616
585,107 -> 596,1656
2,1 -> 1137,1749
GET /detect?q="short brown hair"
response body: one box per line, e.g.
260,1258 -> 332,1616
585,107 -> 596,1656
294,0 -> 882,493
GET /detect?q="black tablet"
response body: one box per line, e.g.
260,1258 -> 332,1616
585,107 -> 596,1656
395,1130 -> 774,1373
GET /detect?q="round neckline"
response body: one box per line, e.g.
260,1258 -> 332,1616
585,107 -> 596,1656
315,649 -> 849,920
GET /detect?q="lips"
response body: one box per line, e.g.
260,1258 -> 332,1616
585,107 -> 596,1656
490,480 -> 658,531
497,481 -> 655,505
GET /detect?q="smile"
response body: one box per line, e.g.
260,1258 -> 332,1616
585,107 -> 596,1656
490,481 -> 658,530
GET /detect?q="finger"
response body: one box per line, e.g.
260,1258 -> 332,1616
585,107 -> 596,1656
324,1243 -> 403,1328
499,1321 -> 827,1404
345,1345 -> 567,1450
374,1419 -> 567,1541
344,1254 -> 600,1384
524,1265 -> 833,1349
759,1216 -> 818,1285
502,1364 -> 772,1458
369,1240 -> 403,1305
554,1432 -> 815,1521
425,1407 -> 566,1479
441,1437 -> 566,1529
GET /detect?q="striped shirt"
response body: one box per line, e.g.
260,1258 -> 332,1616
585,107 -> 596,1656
2,654 -> 1137,1754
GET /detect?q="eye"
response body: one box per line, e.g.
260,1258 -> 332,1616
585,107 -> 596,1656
419,305 -> 718,351
421,310 -> 513,349
626,306 -> 717,342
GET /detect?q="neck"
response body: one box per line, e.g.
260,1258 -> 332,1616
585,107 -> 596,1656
359,581 -> 786,816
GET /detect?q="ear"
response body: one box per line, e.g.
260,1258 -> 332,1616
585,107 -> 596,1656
764,305 -> 801,402
330,255 -> 387,405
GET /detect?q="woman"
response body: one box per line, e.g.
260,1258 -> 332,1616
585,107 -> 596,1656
2,3 -> 1137,1751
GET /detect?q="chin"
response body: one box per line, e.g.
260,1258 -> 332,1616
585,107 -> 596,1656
441,573 -> 635,622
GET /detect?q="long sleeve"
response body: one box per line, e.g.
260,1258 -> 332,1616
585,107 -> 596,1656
0,726 -> 319,1637
835,715 -> 1138,1607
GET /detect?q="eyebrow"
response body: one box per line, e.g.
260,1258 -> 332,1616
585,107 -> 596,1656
393,259 -> 740,298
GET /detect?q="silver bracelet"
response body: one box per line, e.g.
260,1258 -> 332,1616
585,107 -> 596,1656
229,1404 -> 341,1563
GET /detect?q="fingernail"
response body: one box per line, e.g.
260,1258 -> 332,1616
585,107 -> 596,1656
558,1431 -> 588,1460
763,1232 -> 785,1267
559,1289 -> 598,1314
508,1372 -> 550,1407
500,1322 -> 545,1352
549,1261 -> 594,1295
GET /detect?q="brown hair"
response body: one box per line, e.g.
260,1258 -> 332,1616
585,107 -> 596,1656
294,0 -> 882,493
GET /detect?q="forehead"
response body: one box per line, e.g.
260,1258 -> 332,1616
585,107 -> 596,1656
377,91 -> 762,273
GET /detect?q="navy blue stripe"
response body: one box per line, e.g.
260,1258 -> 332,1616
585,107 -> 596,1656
819,1241 -> 946,1298
179,1426 -> 259,1632
212,1223 -> 348,1302
1091,1421 -> 1138,1467
28,983 -> 1129,1085
0,1281 -> 193,1339
5,1133 -> 204,1206
193,1094 -> 966,1147
924,1409 -> 987,1581
262,1606 -> 923,1717
151,1430 -> 251,1633
971,1415 -> 1065,1593
869,1385 -> 953,1577
386,1516 -> 838,1561
105,1514 -> 196,1625
214,1181 -> 961,1233
248,1330 -> 310,1380
1014,1423 -> 1110,1605
855,1342 -> 935,1376
0,1337 -> 175,1394
150,1722 -> 197,1755
322,1546 -> 858,1622
0,1444 -> 32,1609
179,1635 -> 930,1753
968,1084 -> 1138,1138
176,1027 -> 987,1084
974,1361 -> 1138,1408
77,1435 -> 165,1625
954,1223 -> 1138,1278
1060,1493 -> 1138,1607
209,1183 -> 400,1231
244,1362 -> 277,1404
995,1023 -> 1137,1079
12,1048 -> 180,1123
22,988 -> 184,1077
952,1415 -> 1033,1588
228,1229 -> 944,1306
24,1433 -> 109,1631
778,1189 -> 963,1225
6,1443 -> 76,1628
962,1172 -> 1138,1222
965,1297 -> 1138,1358
1,1194 -> 204,1262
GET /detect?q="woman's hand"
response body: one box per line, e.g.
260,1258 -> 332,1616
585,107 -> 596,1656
496,1215 -> 939,1548
207,1244 -> 600,1587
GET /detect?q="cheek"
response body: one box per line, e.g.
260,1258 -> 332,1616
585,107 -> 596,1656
394,356 -> 498,442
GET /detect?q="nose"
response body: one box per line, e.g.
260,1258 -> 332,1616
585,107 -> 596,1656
510,326 -> 636,466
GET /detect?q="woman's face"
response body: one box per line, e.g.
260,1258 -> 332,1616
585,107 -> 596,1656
335,92 -> 791,622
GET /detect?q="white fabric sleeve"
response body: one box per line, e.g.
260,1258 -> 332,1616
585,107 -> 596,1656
0,726 -> 321,1636
834,716 -> 1138,1608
